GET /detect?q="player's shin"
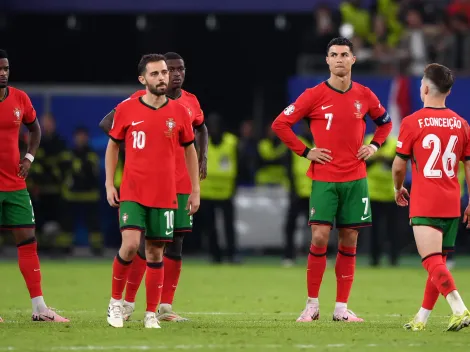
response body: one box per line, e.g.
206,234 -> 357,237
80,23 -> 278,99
161,233 -> 184,306
124,251 -> 147,304
17,237 -> 46,313
307,243 -> 327,300
145,241 -> 165,314
335,244 -> 356,308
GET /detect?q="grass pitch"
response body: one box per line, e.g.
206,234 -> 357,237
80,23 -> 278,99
1,257 -> 470,351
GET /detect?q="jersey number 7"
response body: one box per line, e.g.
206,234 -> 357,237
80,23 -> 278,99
422,134 -> 458,179
325,113 -> 333,130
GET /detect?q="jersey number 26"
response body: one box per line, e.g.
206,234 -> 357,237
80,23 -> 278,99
422,134 -> 458,179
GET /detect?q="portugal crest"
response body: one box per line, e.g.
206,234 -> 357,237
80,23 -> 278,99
13,108 -> 21,120
165,118 -> 176,137
122,213 -> 128,224
354,100 -> 363,119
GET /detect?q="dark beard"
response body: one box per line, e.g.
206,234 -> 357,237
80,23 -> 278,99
0,83 -> 7,89
148,84 -> 167,96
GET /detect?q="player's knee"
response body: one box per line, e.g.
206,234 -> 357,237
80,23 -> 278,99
146,240 -> 165,262
338,228 -> 358,247
311,226 -> 330,247
13,229 -> 36,246
120,232 -> 141,258
164,233 -> 184,258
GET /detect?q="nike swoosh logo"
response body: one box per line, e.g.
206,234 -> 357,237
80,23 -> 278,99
34,269 -> 40,272
158,285 -> 163,288
361,215 -> 371,220
114,277 -> 123,280
321,105 -> 333,110
165,231 -> 172,235
342,275 -> 353,279
132,121 -> 144,126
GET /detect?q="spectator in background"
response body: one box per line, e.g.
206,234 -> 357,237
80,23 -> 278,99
60,127 -> 102,255
397,8 -> 430,76
340,0 -> 371,42
237,120 -> 258,186
301,4 -> 339,55
255,126 -> 289,188
198,113 -> 239,263
28,113 -> 66,247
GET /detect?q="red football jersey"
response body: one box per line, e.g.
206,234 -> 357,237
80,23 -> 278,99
128,89 -> 204,194
396,108 -> 470,218
109,97 -> 195,208
272,81 -> 390,182
0,87 -> 37,191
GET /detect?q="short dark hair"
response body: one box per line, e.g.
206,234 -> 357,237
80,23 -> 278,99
0,49 -> 8,59
424,63 -> 454,94
138,54 -> 166,75
164,52 -> 183,61
326,37 -> 354,54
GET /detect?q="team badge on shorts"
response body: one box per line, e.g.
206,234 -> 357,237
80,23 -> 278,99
310,207 -> 315,217
122,213 -> 128,224
165,118 -> 176,137
354,101 -> 362,119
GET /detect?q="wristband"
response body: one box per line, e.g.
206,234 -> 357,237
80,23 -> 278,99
24,153 -> 34,163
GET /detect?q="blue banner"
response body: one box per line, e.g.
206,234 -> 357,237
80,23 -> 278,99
11,0 -> 344,12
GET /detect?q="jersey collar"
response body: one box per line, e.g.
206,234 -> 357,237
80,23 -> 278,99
324,81 -> 353,94
138,96 -> 169,110
0,87 -> 9,102
424,106 -> 448,110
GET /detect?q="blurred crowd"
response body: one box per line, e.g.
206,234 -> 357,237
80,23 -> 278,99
298,0 -> 470,75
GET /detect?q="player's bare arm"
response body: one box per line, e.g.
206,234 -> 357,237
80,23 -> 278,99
99,110 -> 115,134
184,143 -> 200,215
18,118 -> 41,179
104,139 -> 120,207
392,156 -> 410,207
195,123 -> 208,180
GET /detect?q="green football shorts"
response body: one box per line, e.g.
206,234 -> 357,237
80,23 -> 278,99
410,217 -> 460,253
0,189 -> 36,229
309,178 -> 372,229
119,201 -> 174,241
174,194 -> 193,232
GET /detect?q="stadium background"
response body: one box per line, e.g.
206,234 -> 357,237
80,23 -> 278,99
2,0 -> 470,263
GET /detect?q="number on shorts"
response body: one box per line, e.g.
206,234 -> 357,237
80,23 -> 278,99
30,200 -> 35,222
361,197 -> 369,215
189,215 -> 193,226
164,210 -> 174,230
422,134 -> 458,178
132,131 -> 146,149
324,113 -> 333,130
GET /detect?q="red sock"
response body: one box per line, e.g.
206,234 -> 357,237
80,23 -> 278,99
17,239 -> 43,298
307,244 -> 327,298
335,244 -> 356,303
161,255 -> 182,305
146,262 -> 164,313
422,253 -> 456,298
111,254 -> 133,300
422,255 -> 447,310
124,254 -> 147,303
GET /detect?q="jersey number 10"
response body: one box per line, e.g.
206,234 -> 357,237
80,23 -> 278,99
132,131 -> 146,149
423,134 -> 458,179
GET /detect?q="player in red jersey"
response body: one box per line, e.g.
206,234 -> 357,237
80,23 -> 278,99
100,52 -> 208,322
272,38 -> 392,322
393,63 -> 470,331
105,54 -> 200,329
0,49 -> 69,323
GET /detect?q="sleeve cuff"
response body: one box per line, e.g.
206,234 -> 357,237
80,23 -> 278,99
396,152 -> 410,160
193,122 -> 205,130
23,117 -> 37,126
465,156 -> 470,161
302,146 -> 310,158
109,135 -> 123,143
370,141 -> 380,150
181,139 -> 195,147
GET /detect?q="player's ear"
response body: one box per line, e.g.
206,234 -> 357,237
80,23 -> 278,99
351,55 -> 356,65
138,75 -> 146,86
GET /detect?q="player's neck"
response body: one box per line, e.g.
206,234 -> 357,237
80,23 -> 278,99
143,93 -> 168,109
166,88 -> 182,100
423,97 -> 446,109
327,74 -> 351,92
0,87 -> 6,101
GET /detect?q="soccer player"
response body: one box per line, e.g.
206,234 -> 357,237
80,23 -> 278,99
0,49 -> 69,323
105,54 -> 200,329
271,37 -> 392,322
393,63 -> 470,331
100,52 -> 207,322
